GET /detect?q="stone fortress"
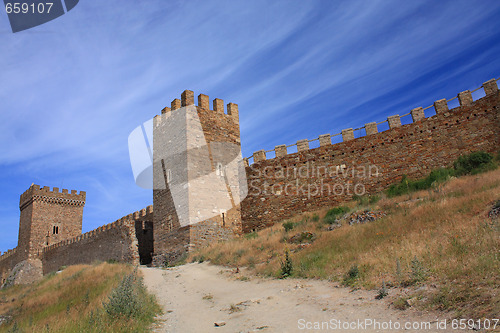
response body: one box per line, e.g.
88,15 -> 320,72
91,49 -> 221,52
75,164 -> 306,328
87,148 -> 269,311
1,78 -> 499,285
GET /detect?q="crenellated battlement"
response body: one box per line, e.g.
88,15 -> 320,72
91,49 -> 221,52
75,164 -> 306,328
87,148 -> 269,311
159,90 -> 239,123
245,78 -> 499,166
0,247 -> 17,262
19,184 -> 86,210
42,205 -> 153,253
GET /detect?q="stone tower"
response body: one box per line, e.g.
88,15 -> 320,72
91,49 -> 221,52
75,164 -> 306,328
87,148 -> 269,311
152,90 -> 244,258
17,185 -> 86,260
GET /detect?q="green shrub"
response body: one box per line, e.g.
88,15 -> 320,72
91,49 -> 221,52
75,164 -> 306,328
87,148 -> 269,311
279,250 -> 293,278
386,152 -> 497,198
393,297 -> 410,310
323,206 -> 349,224
244,231 -> 258,239
454,151 -> 495,175
311,214 -> 320,222
283,221 -> 295,232
103,269 -> 158,320
369,195 -> 380,204
375,281 -> 388,299
342,265 -> 360,286
410,256 -> 428,284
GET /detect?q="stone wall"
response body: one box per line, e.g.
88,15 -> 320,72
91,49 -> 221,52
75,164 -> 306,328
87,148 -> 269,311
241,82 -> 500,232
18,185 -> 86,260
41,220 -> 137,274
152,225 -> 191,266
40,206 -> 153,274
0,248 -> 18,286
152,216 -> 238,266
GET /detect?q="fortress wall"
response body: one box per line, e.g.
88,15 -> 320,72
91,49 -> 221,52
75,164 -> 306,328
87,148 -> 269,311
41,220 -> 138,274
241,85 -> 500,232
189,207 -> 241,248
153,209 -> 241,265
41,206 -> 153,274
0,248 -> 18,285
152,225 -> 191,266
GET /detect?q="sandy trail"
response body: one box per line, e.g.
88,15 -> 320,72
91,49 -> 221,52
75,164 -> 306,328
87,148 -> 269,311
141,263 -> 464,333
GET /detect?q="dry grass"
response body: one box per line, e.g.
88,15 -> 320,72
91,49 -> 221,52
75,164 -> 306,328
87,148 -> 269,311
0,262 -> 161,332
189,168 -> 500,319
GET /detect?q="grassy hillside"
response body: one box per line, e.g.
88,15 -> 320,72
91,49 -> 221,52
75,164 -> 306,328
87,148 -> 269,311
0,262 -> 161,332
190,168 -> 500,319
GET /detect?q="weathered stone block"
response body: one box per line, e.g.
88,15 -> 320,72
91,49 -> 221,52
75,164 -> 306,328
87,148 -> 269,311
297,139 -> 309,152
434,99 -> 448,114
275,144 -> 287,157
341,128 -> 354,141
319,134 -> 331,146
458,90 -> 472,106
171,98 -> 181,110
483,79 -> 498,95
387,115 -> 401,129
365,122 -> 378,136
411,107 -> 425,123
213,98 -> 224,113
227,103 -> 239,121
253,150 -> 266,162
181,90 -> 194,106
198,94 -> 209,109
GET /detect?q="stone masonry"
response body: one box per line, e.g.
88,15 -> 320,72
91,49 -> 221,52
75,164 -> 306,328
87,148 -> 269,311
0,78 -> 498,281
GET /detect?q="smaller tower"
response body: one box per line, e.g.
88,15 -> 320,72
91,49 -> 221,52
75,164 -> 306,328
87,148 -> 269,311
18,185 -> 86,259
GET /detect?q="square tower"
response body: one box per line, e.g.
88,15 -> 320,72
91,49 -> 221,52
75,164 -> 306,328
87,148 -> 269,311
18,185 -> 86,259
152,90 -> 245,256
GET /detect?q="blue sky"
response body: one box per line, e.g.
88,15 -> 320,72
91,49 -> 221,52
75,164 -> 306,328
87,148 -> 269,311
1,0 -> 500,252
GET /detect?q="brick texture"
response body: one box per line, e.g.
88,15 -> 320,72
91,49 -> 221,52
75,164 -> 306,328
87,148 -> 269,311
240,91 -> 499,232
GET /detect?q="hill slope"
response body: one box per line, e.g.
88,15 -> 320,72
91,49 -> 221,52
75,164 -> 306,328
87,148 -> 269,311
0,262 -> 161,332
190,168 -> 500,319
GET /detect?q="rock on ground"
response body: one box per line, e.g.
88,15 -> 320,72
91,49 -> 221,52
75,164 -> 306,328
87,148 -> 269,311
1,259 -> 43,289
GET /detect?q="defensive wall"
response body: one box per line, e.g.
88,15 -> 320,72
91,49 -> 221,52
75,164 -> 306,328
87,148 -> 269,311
2,78 -> 499,278
0,248 -> 18,285
240,79 -> 500,232
41,205 -> 153,274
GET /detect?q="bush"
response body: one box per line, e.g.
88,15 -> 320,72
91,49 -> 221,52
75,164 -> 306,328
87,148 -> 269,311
279,250 -> 293,278
244,231 -> 258,239
454,151 -> 495,175
375,281 -> 388,299
353,195 -> 381,206
103,269 -> 158,320
387,168 -> 455,197
342,265 -> 360,286
369,195 -> 380,204
386,151 -> 497,198
311,214 -> 320,222
323,206 -> 349,224
393,297 -> 410,310
410,256 -> 428,284
283,221 -> 295,232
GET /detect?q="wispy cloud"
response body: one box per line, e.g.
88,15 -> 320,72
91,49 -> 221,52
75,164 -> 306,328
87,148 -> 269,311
1,0 -> 500,251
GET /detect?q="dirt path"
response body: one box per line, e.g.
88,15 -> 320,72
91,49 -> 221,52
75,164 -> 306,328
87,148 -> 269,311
141,263 -> 465,333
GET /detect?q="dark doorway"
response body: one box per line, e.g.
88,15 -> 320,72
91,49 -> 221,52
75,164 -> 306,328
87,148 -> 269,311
135,221 -> 154,265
